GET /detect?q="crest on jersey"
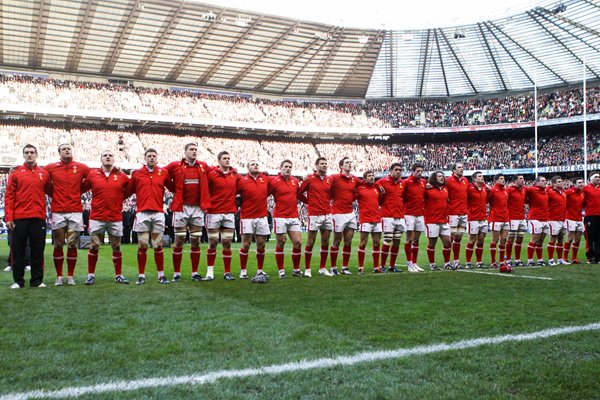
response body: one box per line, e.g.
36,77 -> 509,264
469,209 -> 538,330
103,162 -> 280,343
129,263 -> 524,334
73,165 -> 78,174
259,177 -> 264,183
158,170 -> 162,176
114,175 -> 118,181
292,180 -> 296,186
38,173 -> 43,181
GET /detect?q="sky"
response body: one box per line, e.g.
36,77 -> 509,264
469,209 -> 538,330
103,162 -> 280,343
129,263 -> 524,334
199,0 -> 548,29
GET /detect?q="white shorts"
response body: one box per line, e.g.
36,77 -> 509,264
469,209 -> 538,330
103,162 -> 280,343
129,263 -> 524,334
426,223 -> 451,238
509,219 -> 527,232
565,219 -> 584,233
468,220 -> 488,235
51,212 -> 84,231
89,220 -> 123,237
405,215 -> 425,232
449,215 -> 468,230
134,211 -> 165,234
528,220 -> 550,235
489,221 -> 510,232
360,222 -> 383,233
381,217 -> 406,233
206,213 -> 235,230
332,213 -> 358,233
548,220 -> 566,236
240,217 -> 271,236
174,205 -> 205,228
273,217 -> 302,235
307,215 -> 333,232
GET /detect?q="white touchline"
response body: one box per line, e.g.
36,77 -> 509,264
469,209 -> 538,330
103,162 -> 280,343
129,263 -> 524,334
459,270 -> 554,280
2,323 -> 599,400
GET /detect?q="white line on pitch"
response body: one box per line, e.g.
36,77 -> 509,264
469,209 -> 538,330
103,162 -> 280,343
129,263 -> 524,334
459,270 -> 553,280
2,322 -> 598,400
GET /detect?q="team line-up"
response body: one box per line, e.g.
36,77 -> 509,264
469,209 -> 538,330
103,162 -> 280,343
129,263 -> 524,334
5,142 -> 600,289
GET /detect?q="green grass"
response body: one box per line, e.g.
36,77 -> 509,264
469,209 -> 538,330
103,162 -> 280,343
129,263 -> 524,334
1,234 -> 599,399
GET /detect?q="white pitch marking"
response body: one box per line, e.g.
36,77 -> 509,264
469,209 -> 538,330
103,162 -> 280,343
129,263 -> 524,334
459,270 -> 554,280
2,322 -> 599,400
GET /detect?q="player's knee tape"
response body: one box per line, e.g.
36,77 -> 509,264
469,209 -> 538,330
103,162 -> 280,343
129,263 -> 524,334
456,227 -> 466,235
66,230 -> 80,246
221,231 -> 234,240
393,231 -> 403,241
174,231 -> 188,237
151,234 -> 164,248
208,231 -> 220,240
383,233 -> 394,246
189,231 -> 203,238
516,232 -> 525,239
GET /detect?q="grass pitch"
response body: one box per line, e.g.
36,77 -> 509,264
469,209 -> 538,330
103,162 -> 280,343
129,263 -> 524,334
1,235 -> 599,399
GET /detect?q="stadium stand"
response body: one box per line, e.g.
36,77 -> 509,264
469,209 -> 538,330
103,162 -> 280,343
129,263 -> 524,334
0,75 -> 599,129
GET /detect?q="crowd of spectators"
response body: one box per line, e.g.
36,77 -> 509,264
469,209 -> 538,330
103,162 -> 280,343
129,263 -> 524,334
1,74 -> 599,129
1,123 -> 599,174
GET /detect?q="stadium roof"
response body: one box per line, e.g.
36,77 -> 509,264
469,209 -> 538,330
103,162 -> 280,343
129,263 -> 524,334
0,0 -> 599,99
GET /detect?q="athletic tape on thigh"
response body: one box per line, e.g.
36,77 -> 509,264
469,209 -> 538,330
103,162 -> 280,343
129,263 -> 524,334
151,233 -> 164,248
383,232 -> 394,245
208,231 -> 220,240
189,231 -> 203,238
66,230 -> 80,246
221,231 -> 234,240
174,231 -> 188,237
393,231 -> 403,240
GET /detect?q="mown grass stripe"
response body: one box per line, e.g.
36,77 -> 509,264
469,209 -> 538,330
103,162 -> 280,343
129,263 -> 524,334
2,322 -> 598,400
459,270 -> 554,280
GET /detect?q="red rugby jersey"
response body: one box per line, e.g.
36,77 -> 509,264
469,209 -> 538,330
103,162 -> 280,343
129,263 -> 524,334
298,172 -> 332,216
424,185 -> 449,224
82,168 -> 129,222
376,174 -> 405,218
237,173 -> 270,219
44,160 -> 90,213
565,187 -> 583,221
446,174 -> 469,215
402,175 -> 426,216
525,186 -> 549,221
507,185 -> 526,220
330,173 -> 358,214
5,163 -> 51,222
126,165 -> 172,213
207,167 -> 240,214
269,173 -> 300,218
547,187 -> 567,221
467,183 -> 488,221
582,183 -> 600,216
488,183 -> 509,223
165,159 -> 211,212
356,181 -> 382,224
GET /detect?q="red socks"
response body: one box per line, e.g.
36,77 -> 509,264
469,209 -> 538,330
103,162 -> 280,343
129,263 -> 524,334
154,248 -> 164,272
358,246 -> 366,268
53,248 -> 64,276
112,251 -> 122,276
319,246 -> 328,269
257,248 -> 265,271
172,246 -> 183,273
190,246 -> 200,274
137,247 -> 147,275
239,248 -> 249,271
275,246 -> 285,270
87,248 -> 98,274
66,248 -> 77,276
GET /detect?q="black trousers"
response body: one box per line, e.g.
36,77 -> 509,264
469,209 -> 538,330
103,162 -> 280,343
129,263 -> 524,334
12,218 -> 46,287
584,215 -> 600,262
